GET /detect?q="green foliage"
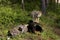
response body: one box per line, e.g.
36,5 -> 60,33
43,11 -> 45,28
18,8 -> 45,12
41,27 -> 60,40
0,0 -> 60,40
26,0 -> 41,11
25,0 -> 41,11
0,6 -> 31,28
40,11 -> 60,28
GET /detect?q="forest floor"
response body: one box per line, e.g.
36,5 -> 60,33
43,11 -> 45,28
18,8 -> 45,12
53,27 -> 60,36
0,23 -> 60,40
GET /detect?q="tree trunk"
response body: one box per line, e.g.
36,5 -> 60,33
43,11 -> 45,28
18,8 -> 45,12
45,0 -> 49,7
21,0 -> 25,10
57,0 -> 59,7
41,0 -> 46,14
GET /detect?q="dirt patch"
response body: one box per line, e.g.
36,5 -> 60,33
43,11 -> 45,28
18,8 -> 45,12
25,38 -> 33,40
24,35 -> 42,40
37,36 -> 42,40
53,27 -> 60,36
48,38 -> 54,40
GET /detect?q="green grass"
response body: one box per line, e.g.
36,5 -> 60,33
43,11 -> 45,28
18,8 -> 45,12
0,2 -> 60,40
0,9 -> 60,40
